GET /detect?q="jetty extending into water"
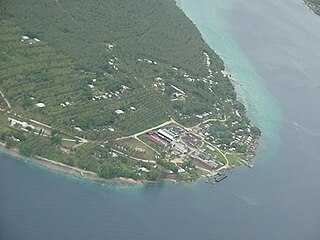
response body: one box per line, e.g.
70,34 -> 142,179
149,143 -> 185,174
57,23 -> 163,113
206,171 -> 228,184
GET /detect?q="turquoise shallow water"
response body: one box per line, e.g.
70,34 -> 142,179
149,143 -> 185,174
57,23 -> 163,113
1,0 -> 320,239
180,0 -> 282,165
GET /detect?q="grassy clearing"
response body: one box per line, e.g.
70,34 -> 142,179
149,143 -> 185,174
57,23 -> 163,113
0,98 -> 8,109
214,150 -> 227,165
137,134 -> 167,155
61,139 -> 77,148
0,114 -> 11,132
225,154 -> 241,166
117,137 -> 156,160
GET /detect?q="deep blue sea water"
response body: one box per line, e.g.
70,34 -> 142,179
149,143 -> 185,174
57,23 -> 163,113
1,0 -> 320,239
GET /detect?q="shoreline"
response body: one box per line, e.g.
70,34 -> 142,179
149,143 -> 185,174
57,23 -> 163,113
0,139 -> 255,187
175,0 -> 182,8
0,143 -> 144,186
0,143 -> 191,186
0,1 -> 260,187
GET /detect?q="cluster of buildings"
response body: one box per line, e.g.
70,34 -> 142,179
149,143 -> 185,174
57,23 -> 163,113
147,127 -> 188,154
190,150 -> 219,171
138,58 -> 158,65
144,124 -> 221,171
21,35 -> 40,45
89,82 -> 130,101
8,117 -> 51,135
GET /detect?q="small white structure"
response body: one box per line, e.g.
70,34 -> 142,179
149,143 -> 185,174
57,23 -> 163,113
34,38 -> 40,42
178,168 -> 186,173
157,129 -> 174,142
138,167 -> 150,173
36,103 -> 45,108
115,109 -> 124,115
8,117 -> 35,130
130,106 -> 136,111
74,127 -> 83,132
171,85 -> 185,95
107,43 -> 114,50
22,36 -> 29,40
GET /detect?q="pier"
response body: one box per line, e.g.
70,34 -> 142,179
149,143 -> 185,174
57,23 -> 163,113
206,171 -> 228,183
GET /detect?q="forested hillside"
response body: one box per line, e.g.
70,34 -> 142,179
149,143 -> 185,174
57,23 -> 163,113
0,0 -> 260,181
1,0 -> 221,75
0,0 -> 244,139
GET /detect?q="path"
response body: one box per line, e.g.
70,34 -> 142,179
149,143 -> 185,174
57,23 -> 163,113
115,117 -> 232,170
116,119 -> 175,140
29,119 -> 52,129
190,131 -> 230,169
0,90 -> 11,109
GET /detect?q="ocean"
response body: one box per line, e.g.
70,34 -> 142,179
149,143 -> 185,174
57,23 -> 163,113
1,0 -> 320,239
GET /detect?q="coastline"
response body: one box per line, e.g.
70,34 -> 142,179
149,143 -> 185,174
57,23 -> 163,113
0,137 -> 255,187
0,143 -> 143,186
177,0 -> 261,161
0,0 -> 260,186
175,0 -> 182,8
0,143 -> 188,186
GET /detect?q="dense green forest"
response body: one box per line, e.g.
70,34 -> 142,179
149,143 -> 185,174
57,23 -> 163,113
0,0 -> 242,139
0,0 -> 260,181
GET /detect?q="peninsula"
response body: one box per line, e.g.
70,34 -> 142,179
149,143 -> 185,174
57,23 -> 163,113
0,0 -> 260,183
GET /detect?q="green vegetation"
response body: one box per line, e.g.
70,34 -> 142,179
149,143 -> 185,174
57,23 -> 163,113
225,154 -> 240,166
0,0 -> 240,138
115,138 -> 157,160
0,0 -> 260,182
305,0 -> 320,15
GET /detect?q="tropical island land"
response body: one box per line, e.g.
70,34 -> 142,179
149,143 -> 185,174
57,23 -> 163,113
305,0 -> 320,15
0,0 -> 260,183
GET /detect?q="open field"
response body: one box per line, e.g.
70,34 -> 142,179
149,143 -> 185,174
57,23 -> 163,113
116,137 -> 157,160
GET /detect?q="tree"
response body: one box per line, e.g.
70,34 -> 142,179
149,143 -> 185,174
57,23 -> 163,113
19,142 -> 32,157
51,134 -> 62,145
5,138 -> 17,149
